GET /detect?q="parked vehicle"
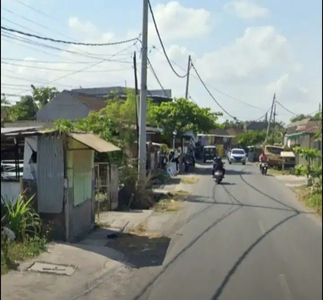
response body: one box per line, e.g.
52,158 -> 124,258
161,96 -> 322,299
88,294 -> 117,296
264,145 -> 295,169
260,162 -> 268,175
203,145 -> 217,163
227,148 -> 246,165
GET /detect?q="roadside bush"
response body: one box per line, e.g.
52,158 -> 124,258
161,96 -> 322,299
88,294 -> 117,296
2,194 -> 42,241
1,194 -> 47,274
294,164 -> 307,176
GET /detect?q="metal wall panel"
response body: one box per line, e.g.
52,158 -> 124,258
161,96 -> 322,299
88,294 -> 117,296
37,136 -> 65,213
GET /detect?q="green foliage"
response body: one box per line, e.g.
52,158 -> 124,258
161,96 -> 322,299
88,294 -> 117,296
2,194 -> 42,242
236,131 -> 266,147
311,111 -> 322,121
293,146 -> 322,178
151,97 -> 221,138
290,114 -> 311,123
6,86 -> 57,121
294,164 -> 307,176
1,194 -> 47,274
223,118 -> 245,129
31,86 -> 58,108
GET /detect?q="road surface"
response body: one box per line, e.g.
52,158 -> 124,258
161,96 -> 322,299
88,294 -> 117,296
84,163 -> 322,300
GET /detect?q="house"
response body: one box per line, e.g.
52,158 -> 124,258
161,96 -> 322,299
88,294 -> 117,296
70,86 -> 172,104
1,126 -> 120,242
36,91 -> 107,122
284,118 -> 321,165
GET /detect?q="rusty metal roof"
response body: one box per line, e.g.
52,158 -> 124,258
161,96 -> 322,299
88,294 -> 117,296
68,132 -> 120,153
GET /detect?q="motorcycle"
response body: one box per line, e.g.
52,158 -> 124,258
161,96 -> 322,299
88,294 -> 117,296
213,170 -> 223,184
260,162 -> 268,175
212,160 -> 225,183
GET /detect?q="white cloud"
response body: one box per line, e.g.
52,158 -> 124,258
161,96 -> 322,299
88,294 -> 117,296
148,1 -> 212,40
224,0 -> 270,19
1,6 -> 319,122
68,17 -> 97,34
195,26 -> 288,83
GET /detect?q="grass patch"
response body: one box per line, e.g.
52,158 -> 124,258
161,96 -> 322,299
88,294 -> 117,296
296,186 -> 322,216
1,237 -> 47,275
180,177 -> 199,184
154,199 -> 183,212
268,168 -> 291,176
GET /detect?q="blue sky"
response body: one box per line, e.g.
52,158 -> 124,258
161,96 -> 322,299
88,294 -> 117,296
1,0 -> 322,123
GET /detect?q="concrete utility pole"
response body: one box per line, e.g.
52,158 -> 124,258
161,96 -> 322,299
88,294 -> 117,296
138,0 -> 149,178
185,55 -> 191,99
133,51 -> 139,158
265,93 -> 276,143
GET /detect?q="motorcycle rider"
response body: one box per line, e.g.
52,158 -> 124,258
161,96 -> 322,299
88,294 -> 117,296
259,150 -> 268,171
213,156 -> 225,178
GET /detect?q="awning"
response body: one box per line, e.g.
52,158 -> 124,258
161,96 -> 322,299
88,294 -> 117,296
69,133 -> 120,153
286,132 -> 307,139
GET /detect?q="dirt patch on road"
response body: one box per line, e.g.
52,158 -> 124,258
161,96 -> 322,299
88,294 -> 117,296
180,176 -> 199,184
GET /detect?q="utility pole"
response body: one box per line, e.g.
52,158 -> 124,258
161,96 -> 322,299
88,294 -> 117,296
265,93 -> 276,143
185,55 -> 191,99
138,0 -> 149,179
272,103 -> 277,143
133,51 -> 139,159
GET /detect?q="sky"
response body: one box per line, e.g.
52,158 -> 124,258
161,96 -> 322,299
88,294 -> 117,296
1,0 -> 322,124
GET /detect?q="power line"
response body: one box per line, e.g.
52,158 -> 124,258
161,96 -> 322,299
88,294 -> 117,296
151,46 -> 266,111
2,7 -> 82,43
2,31 -> 137,63
147,0 -> 188,78
10,41 -> 138,95
1,26 -> 139,46
13,0 -> 62,22
190,62 -> 236,119
147,57 -> 168,97
1,61 -> 131,73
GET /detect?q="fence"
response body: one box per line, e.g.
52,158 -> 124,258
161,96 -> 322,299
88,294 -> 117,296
94,163 -> 119,212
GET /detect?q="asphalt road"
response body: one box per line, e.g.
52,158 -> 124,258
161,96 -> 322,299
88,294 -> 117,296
86,163 -> 322,300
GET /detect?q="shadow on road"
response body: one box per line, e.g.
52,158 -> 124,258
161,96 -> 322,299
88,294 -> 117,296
73,227 -> 170,269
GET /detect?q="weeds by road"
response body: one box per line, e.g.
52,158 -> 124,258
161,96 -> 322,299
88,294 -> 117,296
296,185 -> 322,216
1,194 -> 48,275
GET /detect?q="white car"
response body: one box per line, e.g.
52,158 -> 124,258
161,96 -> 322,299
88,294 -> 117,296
227,148 -> 246,165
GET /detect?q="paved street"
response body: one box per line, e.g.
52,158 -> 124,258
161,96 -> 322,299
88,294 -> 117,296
84,163 -> 322,300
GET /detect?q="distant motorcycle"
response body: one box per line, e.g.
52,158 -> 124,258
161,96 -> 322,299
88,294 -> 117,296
260,162 -> 268,175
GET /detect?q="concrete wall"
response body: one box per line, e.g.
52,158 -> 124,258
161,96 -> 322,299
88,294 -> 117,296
36,91 -> 91,121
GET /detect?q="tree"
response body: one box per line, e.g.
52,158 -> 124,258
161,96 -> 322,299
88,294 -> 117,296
223,119 -> 245,129
31,86 -> 58,108
53,89 -> 157,161
8,95 -> 38,121
151,98 -> 221,138
6,86 -> 58,121
294,146 -> 322,180
1,94 -> 9,106
290,114 -> 311,123
236,131 -> 266,148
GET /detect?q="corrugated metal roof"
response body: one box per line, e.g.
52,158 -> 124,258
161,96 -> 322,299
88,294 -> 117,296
1,126 -> 42,135
69,133 -> 120,153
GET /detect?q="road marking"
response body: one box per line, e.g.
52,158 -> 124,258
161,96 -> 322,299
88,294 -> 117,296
258,220 -> 265,234
279,274 -> 293,300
